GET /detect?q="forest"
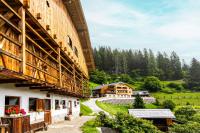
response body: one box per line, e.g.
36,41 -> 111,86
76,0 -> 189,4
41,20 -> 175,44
92,46 -> 200,90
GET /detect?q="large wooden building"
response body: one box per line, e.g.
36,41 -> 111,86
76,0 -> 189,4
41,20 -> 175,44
0,0 -> 94,132
92,82 -> 133,98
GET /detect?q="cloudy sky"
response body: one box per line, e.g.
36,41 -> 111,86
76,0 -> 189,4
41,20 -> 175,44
81,0 -> 200,63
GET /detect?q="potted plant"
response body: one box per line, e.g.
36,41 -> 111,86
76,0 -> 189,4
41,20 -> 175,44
5,106 -> 26,117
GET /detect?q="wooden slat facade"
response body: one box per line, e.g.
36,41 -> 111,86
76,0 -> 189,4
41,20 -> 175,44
0,0 -> 94,98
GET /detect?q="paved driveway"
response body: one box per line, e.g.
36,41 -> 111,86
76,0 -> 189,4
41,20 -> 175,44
82,98 -> 109,115
38,116 -> 94,133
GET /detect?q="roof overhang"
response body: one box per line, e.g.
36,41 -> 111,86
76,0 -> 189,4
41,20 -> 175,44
63,0 -> 95,71
128,109 -> 176,119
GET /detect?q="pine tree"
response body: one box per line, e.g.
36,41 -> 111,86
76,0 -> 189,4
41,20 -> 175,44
188,58 -> 200,89
133,94 -> 145,109
148,49 -> 158,76
170,51 -> 182,80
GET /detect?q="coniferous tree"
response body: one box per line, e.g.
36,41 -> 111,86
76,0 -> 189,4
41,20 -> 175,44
134,94 -> 145,109
93,46 -> 185,81
170,51 -> 182,80
188,58 -> 200,89
148,49 -> 158,76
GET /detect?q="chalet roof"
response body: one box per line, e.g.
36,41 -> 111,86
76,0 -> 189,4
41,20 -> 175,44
93,84 -> 107,90
63,0 -> 95,71
128,109 -> 176,119
93,82 -> 132,90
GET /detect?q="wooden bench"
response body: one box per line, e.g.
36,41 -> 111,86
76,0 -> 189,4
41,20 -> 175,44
0,124 -> 9,133
30,121 -> 47,133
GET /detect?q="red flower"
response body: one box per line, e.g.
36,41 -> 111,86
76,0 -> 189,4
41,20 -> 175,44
20,109 -> 26,115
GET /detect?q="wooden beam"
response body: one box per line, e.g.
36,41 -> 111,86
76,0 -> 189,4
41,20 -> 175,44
21,7 -> 26,74
25,22 -> 58,55
58,47 -> 62,87
0,31 -> 22,47
15,83 -> 41,87
0,49 -> 22,61
0,0 -> 21,19
30,86 -> 53,89
26,62 -> 59,80
0,11 -> 14,28
26,35 -> 59,63
0,14 -> 21,33
0,79 -> 25,83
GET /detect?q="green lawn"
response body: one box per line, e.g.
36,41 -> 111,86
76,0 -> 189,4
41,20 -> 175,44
96,101 -> 161,115
145,103 -> 159,109
160,80 -> 184,85
152,92 -> 200,106
131,80 -> 184,91
96,101 -> 130,115
80,103 -> 93,116
89,82 -> 100,89
81,119 -> 99,133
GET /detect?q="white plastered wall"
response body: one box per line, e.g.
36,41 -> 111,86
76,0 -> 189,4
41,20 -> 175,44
0,84 -> 80,124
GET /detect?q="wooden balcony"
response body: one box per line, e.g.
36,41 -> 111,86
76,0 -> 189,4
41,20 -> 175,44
0,0 -> 90,98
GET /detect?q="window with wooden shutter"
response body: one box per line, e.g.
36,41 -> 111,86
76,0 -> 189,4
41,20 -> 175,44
36,99 -> 44,112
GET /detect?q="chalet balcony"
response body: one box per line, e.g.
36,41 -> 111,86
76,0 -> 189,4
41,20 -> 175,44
0,0 -> 90,98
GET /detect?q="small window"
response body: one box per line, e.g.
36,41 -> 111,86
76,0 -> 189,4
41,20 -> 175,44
55,100 -> 60,110
67,35 -> 73,49
74,101 -> 77,107
74,47 -> 78,57
5,96 -> 20,114
29,98 -> 37,111
45,99 -> 51,111
46,0 -> 50,7
62,100 -> 67,109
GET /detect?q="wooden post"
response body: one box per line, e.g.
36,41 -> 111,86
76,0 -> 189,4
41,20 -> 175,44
73,64 -> 76,93
57,45 -> 62,88
21,7 -> 26,74
81,74 -> 84,97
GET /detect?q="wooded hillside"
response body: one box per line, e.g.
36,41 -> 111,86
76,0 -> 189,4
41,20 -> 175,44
93,46 -> 185,80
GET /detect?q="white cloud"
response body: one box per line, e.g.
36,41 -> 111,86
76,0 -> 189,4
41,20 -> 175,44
81,0 -> 200,63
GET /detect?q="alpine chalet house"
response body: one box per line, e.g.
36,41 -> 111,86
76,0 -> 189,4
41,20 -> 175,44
92,82 -> 133,98
0,0 -> 94,132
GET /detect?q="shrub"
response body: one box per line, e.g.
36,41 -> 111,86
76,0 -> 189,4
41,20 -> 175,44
133,94 -> 145,109
161,88 -> 176,94
162,100 -> 176,110
175,106 -> 197,123
193,113 -> 200,123
81,119 -> 99,133
169,122 -> 200,133
143,76 -> 162,92
96,112 -> 161,133
154,99 -> 161,106
167,83 -> 184,91
90,69 -> 109,84
95,111 -> 114,127
119,74 -> 134,84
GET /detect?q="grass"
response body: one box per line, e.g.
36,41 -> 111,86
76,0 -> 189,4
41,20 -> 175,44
81,119 -> 99,133
89,82 -> 100,90
152,92 -> 200,106
96,101 -> 131,115
96,101 -> 162,115
160,80 -> 184,85
145,103 -> 160,109
80,103 -> 93,116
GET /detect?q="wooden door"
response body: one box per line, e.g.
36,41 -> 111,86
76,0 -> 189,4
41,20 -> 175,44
44,99 -> 52,124
22,115 -> 30,133
68,101 -> 72,115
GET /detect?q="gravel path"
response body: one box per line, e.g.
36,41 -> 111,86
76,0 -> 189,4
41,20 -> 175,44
38,116 -> 95,133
